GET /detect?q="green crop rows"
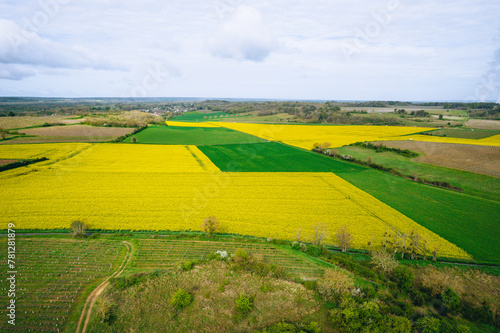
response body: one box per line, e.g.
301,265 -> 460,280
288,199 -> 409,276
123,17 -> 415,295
128,239 -> 325,278
198,142 -> 365,173
0,238 -> 125,332
124,125 -> 265,145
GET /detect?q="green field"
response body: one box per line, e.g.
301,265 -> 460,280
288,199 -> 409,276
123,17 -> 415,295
170,111 -> 232,122
337,169 -> 500,264
336,146 -> 500,201
123,125 -> 266,145
198,142 -> 366,173
419,128 -> 500,139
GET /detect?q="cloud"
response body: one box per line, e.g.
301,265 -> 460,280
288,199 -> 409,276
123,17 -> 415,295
0,19 -> 122,80
207,5 -> 276,62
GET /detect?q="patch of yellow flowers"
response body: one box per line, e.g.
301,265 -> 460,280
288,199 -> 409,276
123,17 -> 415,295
0,142 -> 470,259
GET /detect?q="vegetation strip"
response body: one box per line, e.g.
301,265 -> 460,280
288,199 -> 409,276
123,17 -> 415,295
0,157 -> 47,172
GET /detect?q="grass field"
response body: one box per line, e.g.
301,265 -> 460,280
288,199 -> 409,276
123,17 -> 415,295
419,128 -> 500,139
336,145 -> 500,201
123,125 -> 266,145
337,169 -> 500,264
128,239 -> 326,278
198,142 -> 365,173
170,111 -> 232,122
0,238 -> 125,332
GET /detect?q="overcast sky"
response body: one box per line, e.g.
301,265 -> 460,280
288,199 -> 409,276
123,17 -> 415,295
1,0 -> 499,101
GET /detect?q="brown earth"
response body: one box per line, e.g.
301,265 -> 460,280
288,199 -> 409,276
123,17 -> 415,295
374,140 -> 500,178
0,116 -> 83,129
20,125 -> 134,137
0,159 -> 16,166
465,119 -> 500,130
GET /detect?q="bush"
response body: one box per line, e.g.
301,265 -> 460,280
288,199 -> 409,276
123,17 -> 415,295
176,260 -> 198,271
291,241 -> 300,250
170,289 -> 193,309
70,220 -> 87,238
306,245 -> 321,257
202,216 -> 219,238
299,243 -> 308,252
410,291 -> 426,306
441,287 -> 460,312
234,248 -> 249,262
235,293 -> 254,314
303,280 -> 318,291
255,320 -> 321,333
317,269 -> 354,302
416,317 -> 440,333
371,250 -> 399,275
393,265 -> 414,292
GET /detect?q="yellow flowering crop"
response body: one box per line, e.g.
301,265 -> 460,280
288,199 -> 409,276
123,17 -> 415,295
0,152 -> 470,259
216,123 -> 432,149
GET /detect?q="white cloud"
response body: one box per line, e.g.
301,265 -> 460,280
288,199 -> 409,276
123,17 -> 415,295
0,19 -> 122,80
207,5 -> 276,62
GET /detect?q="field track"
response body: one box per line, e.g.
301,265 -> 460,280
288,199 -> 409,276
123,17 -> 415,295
77,241 -> 133,333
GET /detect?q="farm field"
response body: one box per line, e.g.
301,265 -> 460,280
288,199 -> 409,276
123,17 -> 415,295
419,128 -> 500,139
123,125 -> 266,145
337,169 -> 500,264
216,123 -> 432,149
373,140 -> 500,178
170,111 -> 232,122
465,119 -> 500,130
0,115 -> 83,130
128,239 -> 326,278
0,237 -> 126,332
335,145 -> 500,201
198,142 -> 365,173
0,163 -> 469,259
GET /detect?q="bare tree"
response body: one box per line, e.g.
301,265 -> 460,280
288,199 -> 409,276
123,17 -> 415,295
335,225 -> 351,253
313,223 -> 327,246
409,230 -> 421,260
295,228 -> 302,242
432,244 -> 441,261
400,233 -> 408,259
71,220 -> 87,238
0,128 -> 7,140
202,216 -> 219,238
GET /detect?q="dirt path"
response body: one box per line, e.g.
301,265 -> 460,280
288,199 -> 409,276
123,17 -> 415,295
76,240 -> 133,333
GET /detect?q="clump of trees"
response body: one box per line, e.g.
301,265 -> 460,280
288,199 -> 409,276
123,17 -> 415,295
70,220 -> 87,238
202,216 -> 219,238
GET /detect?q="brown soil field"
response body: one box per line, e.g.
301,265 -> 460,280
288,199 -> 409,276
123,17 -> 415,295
0,136 -> 117,144
0,116 -> 83,129
20,125 -> 134,137
465,119 -> 500,130
375,140 -> 500,178
0,159 -> 16,166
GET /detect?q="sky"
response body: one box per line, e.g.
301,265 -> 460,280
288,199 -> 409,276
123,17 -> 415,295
0,0 -> 499,102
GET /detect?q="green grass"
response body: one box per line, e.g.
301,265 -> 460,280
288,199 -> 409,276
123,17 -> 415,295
336,146 -> 500,202
337,168 -> 500,264
198,142 -> 366,173
419,128 -> 500,139
123,125 -> 265,145
170,111 -> 232,122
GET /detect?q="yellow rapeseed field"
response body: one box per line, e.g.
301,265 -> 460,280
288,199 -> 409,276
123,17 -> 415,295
0,142 -> 470,259
215,123 -> 432,149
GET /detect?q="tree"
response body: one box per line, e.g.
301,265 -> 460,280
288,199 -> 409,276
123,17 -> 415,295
313,223 -> 327,246
202,216 -> 219,238
131,137 -> 137,143
335,225 -> 351,252
71,220 -> 87,238
371,250 -> 399,275
0,128 -> 7,140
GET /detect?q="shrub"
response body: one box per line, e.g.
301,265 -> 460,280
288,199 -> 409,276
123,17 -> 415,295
235,293 -> 254,314
176,260 -> 198,271
416,317 -> 440,333
393,265 -> 414,292
233,248 -> 249,262
371,250 -> 399,275
317,269 -> 355,302
441,287 -> 460,312
299,243 -> 308,252
306,245 -> 321,257
303,280 -> 318,291
291,241 -> 300,250
170,289 -> 193,309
